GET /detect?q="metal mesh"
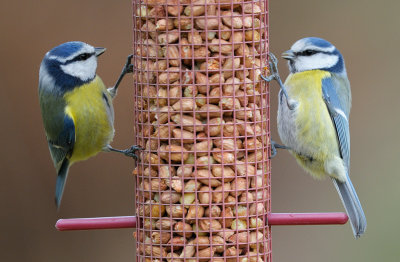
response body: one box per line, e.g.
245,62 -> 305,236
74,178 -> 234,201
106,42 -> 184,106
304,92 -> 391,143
132,0 -> 271,261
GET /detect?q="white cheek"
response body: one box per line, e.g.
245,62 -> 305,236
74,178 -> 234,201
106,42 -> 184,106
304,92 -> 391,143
296,53 -> 338,72
60,57 -> 97,81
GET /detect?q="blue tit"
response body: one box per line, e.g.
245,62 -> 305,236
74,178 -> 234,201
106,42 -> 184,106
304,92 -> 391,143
265,37 -> 366,238
39,41 -> 140,208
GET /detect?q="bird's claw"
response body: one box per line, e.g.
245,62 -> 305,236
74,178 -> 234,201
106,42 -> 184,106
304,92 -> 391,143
268,53 -> 279,68
270,142 -> 277,159
261,53 -> 280,82
106,144 -> 143,160
124,55 -> 134,74
122,145 -> 143,160
110,54 -> 134,96
268,53 -> 281,80
270,140 -> 291,159
262,52 -> 297,111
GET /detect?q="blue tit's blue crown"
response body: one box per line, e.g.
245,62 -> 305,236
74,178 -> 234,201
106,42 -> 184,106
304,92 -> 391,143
303,37 -> 334,49
41,41 -> 98,92
48,41 -> 86,59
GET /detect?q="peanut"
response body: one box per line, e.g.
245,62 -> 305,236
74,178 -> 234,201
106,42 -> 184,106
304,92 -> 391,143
172,98 -> 197,111
172,128 -> 195,143
196,187 -> 210,205
243,3 -> 262,14
176,165 -> 193,177
192,236 -> 210,249
158,29 -> 179,44
188,29 -> 203,47
194,169 -> 221,187
161,45 -> 180,67
211,165 -> 235,182
180,192 -> 196,206
212,148 -> 235,164
197,247 -> 215,261
165,204 -> 187,218
186,205 -> 205,221
195,18 -> 219,30
166,0 -> 183,16
166,252 -> 182,262
175,221 -> 193,238
174,17 -> 192,30
209,39 -> 234,54
222,57 -> 241,78
160,191 -> 181,204
212,182 -> 231,203
171,114 -> 204,132
180,240 -> 196,258
230,177 -> 247,197
155,218 -> 177,230
156,18 -> 174,31
191,140 -> 213,157
168,236 -> 186,248
220,206 -> 234,228
199,219 -> 222,231
184,0 -> 206,16
151,231 -> 171,244
210,235 -> 226,253
222,11 -> 243,29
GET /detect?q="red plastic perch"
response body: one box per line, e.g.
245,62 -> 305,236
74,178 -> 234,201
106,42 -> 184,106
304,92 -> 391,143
56,216 -> 137,231
55,213 -> 348,231
267,212 -> 348,225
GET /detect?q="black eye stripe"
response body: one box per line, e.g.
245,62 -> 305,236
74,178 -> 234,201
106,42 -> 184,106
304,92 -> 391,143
77,53 -> 93,60
295,50 -> 332,57
65,52 -> 95,64
295,50 -> 317,56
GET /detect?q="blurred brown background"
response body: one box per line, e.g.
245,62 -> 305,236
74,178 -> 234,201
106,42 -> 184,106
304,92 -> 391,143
0,0 -> 398,261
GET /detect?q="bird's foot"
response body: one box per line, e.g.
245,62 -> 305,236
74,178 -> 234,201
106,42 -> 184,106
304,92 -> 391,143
106,145 -> 143,160
270,140 -> 291,159
261,53 -> 280,82
261,53 -> 297,110
108,54 -> 134,98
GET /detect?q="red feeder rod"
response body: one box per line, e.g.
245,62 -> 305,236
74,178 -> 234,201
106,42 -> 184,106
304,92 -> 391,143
55,212 -> 348,231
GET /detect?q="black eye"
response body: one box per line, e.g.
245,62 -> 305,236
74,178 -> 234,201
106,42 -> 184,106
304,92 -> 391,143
77,53 -> 91,61
302,50 -> 317,56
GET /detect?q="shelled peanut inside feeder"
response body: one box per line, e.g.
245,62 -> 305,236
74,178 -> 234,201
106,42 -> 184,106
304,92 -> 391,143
132,0 -> 270,261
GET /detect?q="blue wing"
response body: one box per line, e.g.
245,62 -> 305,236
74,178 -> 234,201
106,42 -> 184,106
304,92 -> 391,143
321,77 -> 350,168
47,114 -> 75,207
47,115 -> 75,172
322,77 -> 367,237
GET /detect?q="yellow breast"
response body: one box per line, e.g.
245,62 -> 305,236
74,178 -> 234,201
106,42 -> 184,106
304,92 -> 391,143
64,76 -> 114,163
285,70 -> 340,178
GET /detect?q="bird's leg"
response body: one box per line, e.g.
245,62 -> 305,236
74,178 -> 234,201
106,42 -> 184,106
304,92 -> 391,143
261,53 -> 297,110
107,54 -> 134,98
270,140 -> 291,159
105,145 -> 142,160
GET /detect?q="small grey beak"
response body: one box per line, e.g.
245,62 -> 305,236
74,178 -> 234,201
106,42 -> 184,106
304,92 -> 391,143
95,47 -> 106,57
282,50 -> 295,60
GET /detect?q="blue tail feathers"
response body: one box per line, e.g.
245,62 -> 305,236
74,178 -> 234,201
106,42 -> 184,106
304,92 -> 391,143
332,176 -> 367,238
55,159 -> 70,209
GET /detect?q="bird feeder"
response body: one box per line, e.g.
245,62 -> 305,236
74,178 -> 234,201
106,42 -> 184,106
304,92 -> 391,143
133,0 -> 270,260
55,1 -> 348,261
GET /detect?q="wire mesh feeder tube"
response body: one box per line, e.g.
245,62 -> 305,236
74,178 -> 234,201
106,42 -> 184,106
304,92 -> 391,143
132,0 -> 270,261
